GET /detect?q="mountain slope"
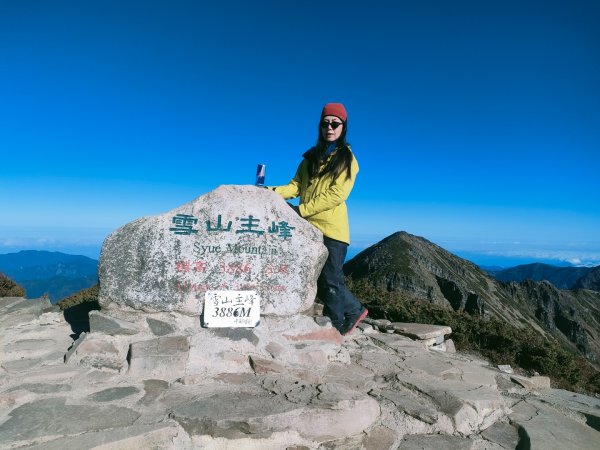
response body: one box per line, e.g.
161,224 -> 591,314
0,250 -> 97,280
344,231 -> 600,364
0,250 -> 98,303
0,272 -> 26,297
492,263 -> 592,289
574,266 -> 600,292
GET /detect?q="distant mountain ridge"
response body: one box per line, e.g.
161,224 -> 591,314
0,250 -> 98,303
574,266 -> 600,291
344,231 -> 600,365
490,262 -> 594,289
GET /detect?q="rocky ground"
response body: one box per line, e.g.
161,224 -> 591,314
1,296 -> 600,449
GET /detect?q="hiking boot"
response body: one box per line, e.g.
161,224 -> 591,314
343,308 -> 368,336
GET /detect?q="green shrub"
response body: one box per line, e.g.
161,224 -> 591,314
57,283 -> 99,310
0,272 -> 26,297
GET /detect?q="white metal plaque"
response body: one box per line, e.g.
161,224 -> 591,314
203,290 -> 260,328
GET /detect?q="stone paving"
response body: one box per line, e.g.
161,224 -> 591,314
1,296 -> 600,449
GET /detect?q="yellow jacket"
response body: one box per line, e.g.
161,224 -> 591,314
270,149 -> 359,244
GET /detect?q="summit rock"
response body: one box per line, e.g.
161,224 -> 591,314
98,185 -> 328,317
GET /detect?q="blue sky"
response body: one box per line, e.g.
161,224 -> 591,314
1,0 -> 599,267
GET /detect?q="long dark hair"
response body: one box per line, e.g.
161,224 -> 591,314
303,120 -> 353,181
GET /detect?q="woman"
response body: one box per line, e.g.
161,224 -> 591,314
268,103 -> 368,335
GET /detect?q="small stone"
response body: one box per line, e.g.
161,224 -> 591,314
146,317 -> 175,336
312,303 -> 324,316
138,380 -> 169,406
390,322 -> 452,340
510,375 -> 551,390
420,335 -> 445,346
445,339 -> 456,353
361,425 -> 398,450
429,342 -> 447,352
498,365 -> 514,374
314,316 -> 332,327
209,328 -> 259,345
249,356 -> 286,374
177,374 -> 205,385
266,341 -> 287,358
357,322 -> 374,332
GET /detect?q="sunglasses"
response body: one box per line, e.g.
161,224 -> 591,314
320,121 -> 344,130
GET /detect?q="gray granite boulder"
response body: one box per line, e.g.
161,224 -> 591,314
98,185 -> 328,316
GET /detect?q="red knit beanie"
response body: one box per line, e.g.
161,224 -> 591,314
321,103 -> 347,122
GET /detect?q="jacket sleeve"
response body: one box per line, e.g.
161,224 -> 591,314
299,156 -> 359,218
268,161 -> 303,200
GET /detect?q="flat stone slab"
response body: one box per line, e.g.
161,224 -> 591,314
390,322 -> 452,340
7,383 -> 72,394
4,297 -> 52,314
89,310 -> 140,335
378,388 -> 441,425
360,425 -> 398,450
395,374 -> 507,435
402,351 -> 498,388
399,433 -> 475,449
0,397 -> 140,446
138,379 -> 170,406
510,374 -> 551,390
535,388 -> 600,429
64,333 -> 128,372
146,317 -> 175,336
24,423 -> 181,450
169,379 -> 380,441
128,336 -> 189,381
0,297 -> 26,310
4,338 -> 56,356
369,333 -> 426,356
1,358 -> 43,373
0,298 -> 53,328
480,421 -> 520,449
509,399 -> 600,450
87,386 -> 141,402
